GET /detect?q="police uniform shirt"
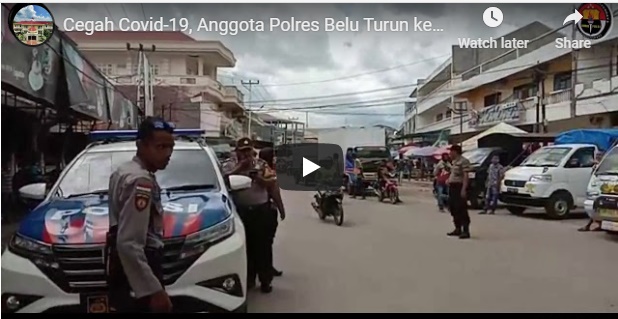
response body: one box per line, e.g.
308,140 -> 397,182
448,156 -> 471,184
108,156 -> 164,299
222,156 -> 269,206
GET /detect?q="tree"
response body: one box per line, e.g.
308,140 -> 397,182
43,29 -> 51,39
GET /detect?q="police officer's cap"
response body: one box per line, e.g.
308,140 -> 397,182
236,137 -> 253,150
137,116 -> 175,140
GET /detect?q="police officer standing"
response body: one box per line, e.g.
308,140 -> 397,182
447,145 -> 472,239
223,137 -> 276,293
106,117 -> 175,312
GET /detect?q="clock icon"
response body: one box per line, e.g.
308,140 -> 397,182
483,7 -> 504,28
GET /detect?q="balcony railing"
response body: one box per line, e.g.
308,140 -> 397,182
544,89 -> 571,105
110,74 -> 222,90
223,86 -> 245,104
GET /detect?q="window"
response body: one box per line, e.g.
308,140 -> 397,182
513,84 -> 538,100
131,63 -> 139,76
435,113 -> 444,122
484,92 -> 502,107
445,109 -> 452,118
55,149 -> 220,198
522,147 -> 572,167
553,72 -> 572,91
566,147 -> 596,168
151,64 -> 159,76
96,64 -> 114,76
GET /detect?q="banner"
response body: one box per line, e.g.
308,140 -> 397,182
1,5 -> 62,105
62,43 -> 110,121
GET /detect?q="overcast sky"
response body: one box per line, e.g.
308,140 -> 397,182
47,3 -> 574,129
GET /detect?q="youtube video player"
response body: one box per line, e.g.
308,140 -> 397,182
275,143 -> 343,191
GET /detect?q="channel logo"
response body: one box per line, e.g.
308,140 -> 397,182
275,143 -> 344,192
576,3 -> 612,40
8,4 -> 55,47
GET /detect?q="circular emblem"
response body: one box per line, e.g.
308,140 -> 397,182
8,4 -> 56,47
576,3 -> 612,40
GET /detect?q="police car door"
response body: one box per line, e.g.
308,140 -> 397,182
205,146 -> 236,215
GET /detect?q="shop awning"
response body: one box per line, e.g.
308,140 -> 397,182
462,123 -> 526,151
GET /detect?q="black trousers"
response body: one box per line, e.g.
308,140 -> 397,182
238,203 -> 277,286
448,183 -> 470,229
106,227 -> 165,313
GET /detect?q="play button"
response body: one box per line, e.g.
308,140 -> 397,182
302,157 -> 320,177
274,142 -> 343,191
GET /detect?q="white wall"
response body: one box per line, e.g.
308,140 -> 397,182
199,102 -> 221,137
578,43 -> 615,86
82,51 -> 218,78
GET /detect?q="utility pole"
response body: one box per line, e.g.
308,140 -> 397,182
241,79 -> 260,137
531,73 -> 549,133
569,5 -> 579,119
127,43 -> 156,117
305,111 -> 309,128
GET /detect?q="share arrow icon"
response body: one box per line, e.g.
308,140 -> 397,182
563,10 -> 583,26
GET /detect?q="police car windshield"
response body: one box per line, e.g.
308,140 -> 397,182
57,149 -> 219,198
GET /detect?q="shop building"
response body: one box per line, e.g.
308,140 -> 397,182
65,31 -> 248,143
403,21 -> 618,143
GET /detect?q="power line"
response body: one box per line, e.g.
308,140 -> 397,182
139,4 -> 147,21
218,54 -> 450,87
241,79 -> 260,136
243,58 -> 608,106
256,65 -> 615,113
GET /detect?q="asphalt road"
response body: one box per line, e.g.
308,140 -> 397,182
248,184 -> 618,313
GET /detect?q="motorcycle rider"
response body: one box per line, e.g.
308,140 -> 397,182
345,149 -> 365,199
314,157 -> 340,206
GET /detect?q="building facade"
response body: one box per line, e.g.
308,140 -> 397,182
12,19 -> 53,45
65,31 -> 247,142
403,22 -> 618,142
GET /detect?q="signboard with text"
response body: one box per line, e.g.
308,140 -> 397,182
469,102 -> 523,128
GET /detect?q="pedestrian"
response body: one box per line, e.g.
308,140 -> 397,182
434,153 -> 451,212
105,116 -> 175,313
447,145 -> 472,239
258,147 -> 286,277
480,155 -> 504,215
580,155 -> 603,232
223,138 -> 276,293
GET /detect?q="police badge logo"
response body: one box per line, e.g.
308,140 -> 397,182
134,183 -> 152,211
576,3 -> 612,40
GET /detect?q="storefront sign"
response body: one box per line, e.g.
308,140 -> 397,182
469,102 -> 522,128
1,5 -> 62,105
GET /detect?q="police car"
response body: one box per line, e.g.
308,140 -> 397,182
1,129 -> 250,313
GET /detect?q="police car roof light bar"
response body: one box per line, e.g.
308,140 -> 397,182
89,129 -> 205,141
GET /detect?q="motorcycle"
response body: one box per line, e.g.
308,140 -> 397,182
311,188 -> 345,226
375,173 -> 400,204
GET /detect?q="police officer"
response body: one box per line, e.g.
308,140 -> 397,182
106,117 -> 175,312
222,137 -> 276,293
447,145 -> 472,239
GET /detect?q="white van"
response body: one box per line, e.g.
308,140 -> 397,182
499,144 -> 597,219
584,145 -> 618,233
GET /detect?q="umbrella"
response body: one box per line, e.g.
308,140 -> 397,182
399,145 -> 418,154
432,145 -> 451,159
408,146 -> 439,157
